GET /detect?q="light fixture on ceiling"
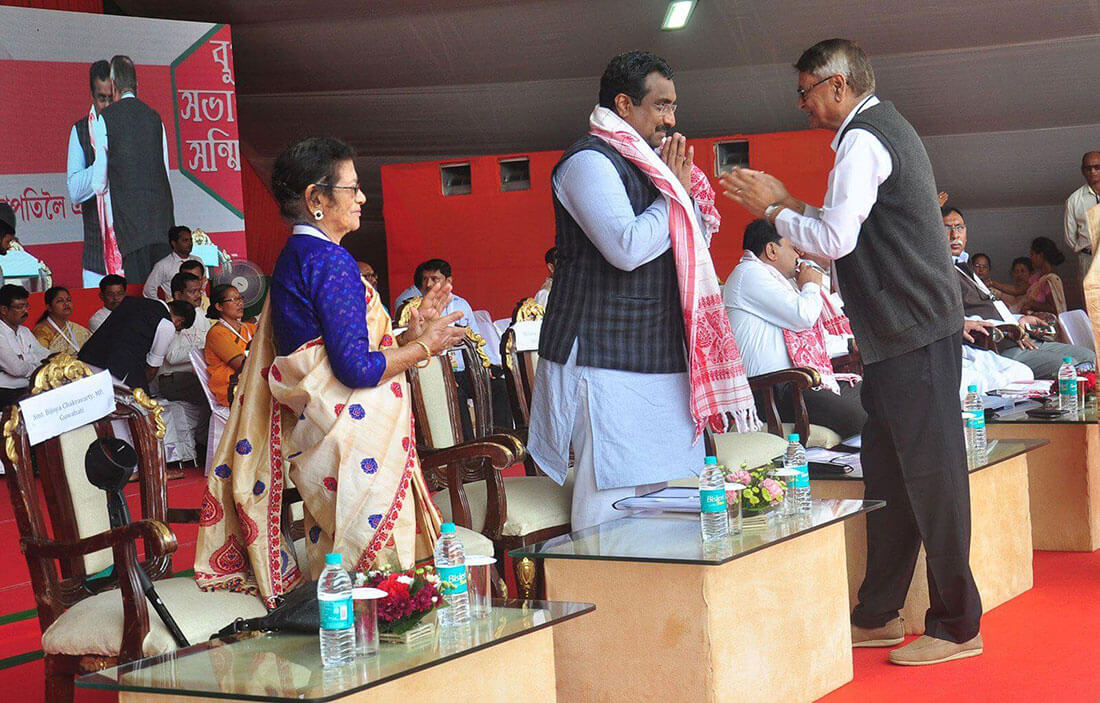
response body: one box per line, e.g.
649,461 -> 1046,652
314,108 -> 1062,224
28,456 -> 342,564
661,0 -> 696,30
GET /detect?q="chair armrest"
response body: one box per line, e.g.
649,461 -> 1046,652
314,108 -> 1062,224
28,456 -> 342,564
166,508 -> 201,524
748,367 -> 818,439
22,519 -> 177,561
281,486 -> 302,507
420,439 -> 520,473
748,368 -> 818,392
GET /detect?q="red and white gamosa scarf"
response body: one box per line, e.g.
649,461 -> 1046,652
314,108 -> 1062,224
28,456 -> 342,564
88,106 -> 124,275
588,106 -> 759,436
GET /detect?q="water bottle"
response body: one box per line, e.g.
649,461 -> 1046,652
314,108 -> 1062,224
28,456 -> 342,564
962,384 -> 987,463
318,552 -> 355,668
1058,356 -> 1079,411
699,456 -> 729,542
434,522 -> 470,627
784,434 -> 811,514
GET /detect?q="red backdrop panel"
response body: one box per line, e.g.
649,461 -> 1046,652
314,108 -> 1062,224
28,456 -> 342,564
0,0 -> 101,11
382,129 -> 834,318
241,157 -> 286,274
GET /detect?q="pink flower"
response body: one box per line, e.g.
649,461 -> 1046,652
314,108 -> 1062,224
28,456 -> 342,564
729,470 -> 752,486
761,478 -> 785,503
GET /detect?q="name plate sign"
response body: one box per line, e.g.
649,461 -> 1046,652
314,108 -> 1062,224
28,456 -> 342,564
19,371 -> 114,445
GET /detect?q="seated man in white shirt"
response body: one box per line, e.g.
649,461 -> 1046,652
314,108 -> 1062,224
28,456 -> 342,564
156,272 -> 211,407
0,285 -> 50,407
89,274 -> 127,333
944,206 -> 1093,379
143,225 -> 200,300
723,220 -> 866,443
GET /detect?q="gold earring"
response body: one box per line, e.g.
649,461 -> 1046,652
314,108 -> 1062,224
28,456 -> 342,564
313,209 -> 323,220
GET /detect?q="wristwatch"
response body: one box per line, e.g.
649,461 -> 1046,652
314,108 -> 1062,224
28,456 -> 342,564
764,202 -> 784,224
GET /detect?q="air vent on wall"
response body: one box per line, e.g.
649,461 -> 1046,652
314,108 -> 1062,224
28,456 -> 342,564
440,162 -> 472,196
499,157 -> 530,192
713,140 -> 750,177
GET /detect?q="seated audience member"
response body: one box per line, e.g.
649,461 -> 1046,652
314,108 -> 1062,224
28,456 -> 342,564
0,202 -> 18,257
534,247 -> 557,307
143,225 -> 200,300
944,207 -> 1092,378
32,286 -> 92,354
987,238 -> 1068,314
723,220 -> 866,443
970,252 -> 993,288
157,272 -> 211,407
179,259 -> 210,310
88,274 -> 127,332
79,297 -> 195,390
357,260 -> 387,313
394,259 -> 475,325
204,283 -> 255,406
0,285 -> 49,407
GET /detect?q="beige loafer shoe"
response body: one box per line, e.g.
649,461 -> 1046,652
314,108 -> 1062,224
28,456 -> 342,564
888,633 -> 983,666
851,617 -> 905,647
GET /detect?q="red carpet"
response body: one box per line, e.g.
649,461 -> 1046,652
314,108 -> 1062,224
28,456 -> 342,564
0,466 -> 1096,700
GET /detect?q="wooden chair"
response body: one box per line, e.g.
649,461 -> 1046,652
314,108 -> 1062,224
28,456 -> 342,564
499,298 -> 545,476
3,355 -> 266,703
406,336 -> 571,598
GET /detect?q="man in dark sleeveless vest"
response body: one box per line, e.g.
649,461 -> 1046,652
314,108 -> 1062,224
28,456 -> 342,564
93,55 -> 174,284
79,297 -> 193,391
66,60 -> 113,288
528,51 -> 714,530
721,39 -> 983,665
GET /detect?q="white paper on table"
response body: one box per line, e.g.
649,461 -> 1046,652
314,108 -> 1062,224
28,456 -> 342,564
613,486 -> 700,512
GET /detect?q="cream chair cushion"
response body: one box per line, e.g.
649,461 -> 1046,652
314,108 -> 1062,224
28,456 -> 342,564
436,476 -> 572,537
42,577 -> 267,657
417,357 -> 458,448
57,425 -> 112,575
780,422 -> 843,449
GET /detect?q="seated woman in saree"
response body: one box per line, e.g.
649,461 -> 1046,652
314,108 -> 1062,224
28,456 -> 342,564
194,137 -> 466,605
32,286 -> 91,354
203,283 -> 256,406
991,239 -> 1067,314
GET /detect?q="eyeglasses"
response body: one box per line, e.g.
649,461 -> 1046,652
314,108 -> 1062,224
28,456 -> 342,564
797,75 -> 836,101
314,182 -> 361,192
944,224 -> 966,232
653,102 -> 678,116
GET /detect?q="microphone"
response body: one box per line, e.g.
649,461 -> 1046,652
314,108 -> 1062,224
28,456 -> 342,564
85,438 -> 189,648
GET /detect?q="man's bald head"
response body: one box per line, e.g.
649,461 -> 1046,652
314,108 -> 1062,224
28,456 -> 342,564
1082,151 -> 1100,188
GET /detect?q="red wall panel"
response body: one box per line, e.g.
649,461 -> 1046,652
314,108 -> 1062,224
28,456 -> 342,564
0,0 -> 102,12
382,130 -> 834,318
241,157 -> 286,274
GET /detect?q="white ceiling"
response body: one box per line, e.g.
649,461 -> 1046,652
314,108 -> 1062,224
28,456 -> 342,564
112,0 -> 1100,236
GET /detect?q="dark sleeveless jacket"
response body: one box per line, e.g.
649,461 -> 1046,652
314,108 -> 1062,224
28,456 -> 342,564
73,117 -> 106,274
99,97 -> 174,259
834,101 -> 962,364
79,296 -> 169,389
539,135 -> 686,373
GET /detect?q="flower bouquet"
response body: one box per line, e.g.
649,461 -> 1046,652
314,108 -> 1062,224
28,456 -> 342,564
723,463 -> 786,517
358,566 -> 445,644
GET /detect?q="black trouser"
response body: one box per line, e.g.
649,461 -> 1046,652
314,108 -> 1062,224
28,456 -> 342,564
777,381 -> 867,444
850,332 -> 982,643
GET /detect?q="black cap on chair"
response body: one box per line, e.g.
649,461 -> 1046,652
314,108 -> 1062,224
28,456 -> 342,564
85,437 -> 137,493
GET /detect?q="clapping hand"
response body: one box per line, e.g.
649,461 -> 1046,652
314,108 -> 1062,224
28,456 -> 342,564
405,279 -> 453,339
418,311 -> 467,355
719,168 -> 791,218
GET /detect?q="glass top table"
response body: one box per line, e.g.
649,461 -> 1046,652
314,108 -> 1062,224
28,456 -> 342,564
812,438 -> 1049,481
510,499 -> 882,566
76,600 -> 592,702
988,400 -> 1097,425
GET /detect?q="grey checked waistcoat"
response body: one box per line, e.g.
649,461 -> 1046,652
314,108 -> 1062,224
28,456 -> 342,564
539,135 -> 686,373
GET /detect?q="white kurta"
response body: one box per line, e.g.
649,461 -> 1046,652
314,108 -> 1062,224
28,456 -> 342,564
527,148 -> 706,529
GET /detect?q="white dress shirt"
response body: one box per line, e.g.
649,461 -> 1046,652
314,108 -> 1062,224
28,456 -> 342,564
88,306 -> 111,333
534,277 -> 553,307
394,285 -> 421,309
775,95 -> 893,261
66,113 -> 98,205
0,323 -> 49,389
143,252 -> 201,300
723,257 -> 824,377
1063,183 -> 1100,254
90,93 -> 170,197
147,316 -> 177,369
160,313 -> 210,375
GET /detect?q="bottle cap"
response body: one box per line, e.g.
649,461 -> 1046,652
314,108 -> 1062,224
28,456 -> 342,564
967,384 -> 978,392
704,456 -> 718,465
1064,356 -> 1073,363
324,552 -> 342,566
440,522 -> 456,534
788,433 -> 800,442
